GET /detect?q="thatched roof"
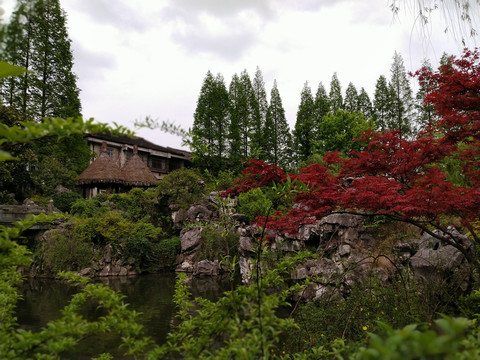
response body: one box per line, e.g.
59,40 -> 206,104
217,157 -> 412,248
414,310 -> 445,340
121,146 -> 158,186
78,143 -> 124,185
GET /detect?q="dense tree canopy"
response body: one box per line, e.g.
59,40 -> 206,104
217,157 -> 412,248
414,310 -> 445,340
0,0 -> 87,198
0,0 -> 81,120
227,49 -> 480,265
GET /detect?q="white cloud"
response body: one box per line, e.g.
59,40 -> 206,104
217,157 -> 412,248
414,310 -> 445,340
1,0 -> 471,149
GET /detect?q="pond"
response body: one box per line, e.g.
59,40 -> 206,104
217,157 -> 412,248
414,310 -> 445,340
16,273 -> 237,359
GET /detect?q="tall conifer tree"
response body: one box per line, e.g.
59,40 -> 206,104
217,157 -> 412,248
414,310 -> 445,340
228,70 -> 261,160
329,73 -> 343,113
415,58 -> 435,132
193,71 -> 230,166
343,82 -> 359,112
228,73 -> 244,162
252,67 -> 268,155
293,81 -> 315,161
0,0 -> 81,120
373,75 -> 391,131
0,0 -> 84,196
243,69 -> 262,157
312,82 -> 330,134
388,51 -> 415,136
357,87 -> 374,119
264,80 -> 292,168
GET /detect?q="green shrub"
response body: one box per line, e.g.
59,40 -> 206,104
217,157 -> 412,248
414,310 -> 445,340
70,197 -> 108,218
195,224 -> 239,261
156,168 -> 206,209
355,316 -> 479,360
458,290 -> 480,319
153,236 -> 181,270
237,187 -> 272,223
37,225 -> 92,274
0,190 -> 16,204
109,188 -> 158,222
285,273 -> 425,353
29,193 -> 50,207
52,191 -> 82,212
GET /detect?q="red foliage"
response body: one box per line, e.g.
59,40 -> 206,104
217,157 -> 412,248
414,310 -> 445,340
223,159 -> 286,197
228,49 -> 480,260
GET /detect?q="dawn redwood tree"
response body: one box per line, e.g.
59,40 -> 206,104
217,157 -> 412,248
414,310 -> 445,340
388,51 -> 415,136
313,82 -> 330,129
293,81 -> 315,162
415,58 -> 436,132
344,82 -> 359,112
0,0 -> 87,197
0,0 -> 81,120
228,70 -> 261,161
252,67 -> 269,155
193,71 -> 230,168
357,87 -> 374,120
264,80 -> 292,169
227,48 -> 480,266
373,75 -> 392,132
329,73 -> 343,113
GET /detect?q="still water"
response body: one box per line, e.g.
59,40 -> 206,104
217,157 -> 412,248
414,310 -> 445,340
16,273 -> 236,359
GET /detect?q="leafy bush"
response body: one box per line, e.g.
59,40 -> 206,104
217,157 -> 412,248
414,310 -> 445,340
37,225 -> 92,274
237,187 -> 273,222
122,220 -> 165,272
355,316 -> 479,359
29,193 -> 50,207
286,273 -> 425,352
0,190 -> 17,204
109,187 -> 158,222
195,223 -> 239,261
458,290 -> 480,319
70,197 -> 108,218
153,236 -> 181,270
156,168 -> 206,209
52,191 -> 82,212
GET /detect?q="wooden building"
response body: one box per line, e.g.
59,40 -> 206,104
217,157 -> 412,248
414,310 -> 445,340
78,133 -> 191,198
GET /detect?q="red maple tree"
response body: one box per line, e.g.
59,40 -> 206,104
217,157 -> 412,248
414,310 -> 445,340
226,49 -> 480,264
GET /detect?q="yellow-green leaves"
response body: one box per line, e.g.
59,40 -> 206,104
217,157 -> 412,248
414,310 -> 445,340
0,61 -> 26,78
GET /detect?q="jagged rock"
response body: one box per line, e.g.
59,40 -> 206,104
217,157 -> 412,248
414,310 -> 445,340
338,244 -> 352,257
271,239 -> 304,252
231,213 -> 247,223
178,260 -> 194,273
194,259 -> 219,276
180,228 -> 203,253
23,198 -> 38,207
394,241 -> 419,255
77,268 -> 92,277
187,204 -> 213,222
103,244 -> 112,263
98,264 -> 111,277
239,236 -> 255,253
55,185 -> 71,194
172,208 -> 189,227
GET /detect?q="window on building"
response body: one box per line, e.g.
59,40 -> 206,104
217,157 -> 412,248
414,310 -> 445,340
150,157 -> 167,170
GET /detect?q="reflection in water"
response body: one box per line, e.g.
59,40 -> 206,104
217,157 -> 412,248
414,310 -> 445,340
16,272 -> 236,359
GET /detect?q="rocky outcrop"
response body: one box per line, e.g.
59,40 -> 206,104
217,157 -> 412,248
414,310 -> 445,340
77,244 -> 138,278
173,196 -> 474,301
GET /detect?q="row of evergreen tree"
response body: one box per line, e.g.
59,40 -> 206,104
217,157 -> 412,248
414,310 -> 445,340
192,52 -> 438,171
0,0 -> 88,199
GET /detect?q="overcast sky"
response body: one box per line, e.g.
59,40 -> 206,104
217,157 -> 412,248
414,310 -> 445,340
1,0 -> 476,150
